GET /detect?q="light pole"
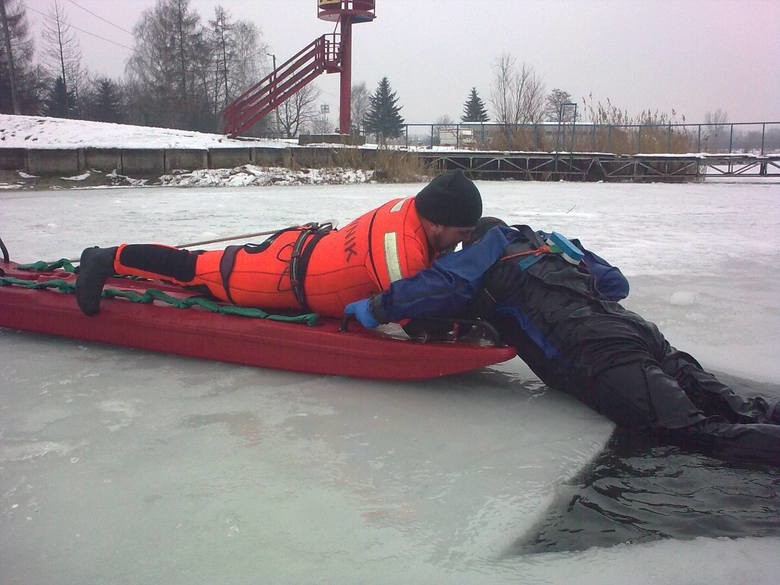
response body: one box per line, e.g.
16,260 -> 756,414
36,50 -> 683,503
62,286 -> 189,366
320,103 -> 330,134
266,52 -> 280,137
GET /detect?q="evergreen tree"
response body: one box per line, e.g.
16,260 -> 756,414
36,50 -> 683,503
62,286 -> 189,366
363,77 -> 404,144
43,75 -> 75,117
461,87 -> 489,122
86,77 -> 123,123
41,0 -> 84,117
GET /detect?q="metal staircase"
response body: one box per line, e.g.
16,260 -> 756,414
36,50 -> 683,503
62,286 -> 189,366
223,34 -> 341,138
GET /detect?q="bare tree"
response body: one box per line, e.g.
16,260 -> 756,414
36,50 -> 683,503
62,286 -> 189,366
232,21 -> 265,93
208,5 -> 231,117
350,81 -> 369,133
544,88 -> 575,123
277,83 -> 320,138
311,102 -> 332,134
489,54 -> 545,125
40,0 -> 83,116
207,6 -> 266,120
517,63 -> 545,124
490,54 -> 514,126
126,0 -> 211,129
704,108 -> 729,152
434,114 -> 456,146
705,108 -> 728,126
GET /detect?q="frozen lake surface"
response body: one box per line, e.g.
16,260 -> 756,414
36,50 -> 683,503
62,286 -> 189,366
1,180 -> 779,584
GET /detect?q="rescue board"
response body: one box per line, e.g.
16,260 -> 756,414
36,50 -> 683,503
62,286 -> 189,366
0,260 -> 515,380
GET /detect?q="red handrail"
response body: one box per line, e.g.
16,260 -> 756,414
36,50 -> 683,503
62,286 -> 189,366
223,34 -> 342,137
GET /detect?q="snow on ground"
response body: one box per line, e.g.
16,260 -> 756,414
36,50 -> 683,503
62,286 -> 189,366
0,113 -> 293,150
157,165 -> 374,187
1,164 -> 375,190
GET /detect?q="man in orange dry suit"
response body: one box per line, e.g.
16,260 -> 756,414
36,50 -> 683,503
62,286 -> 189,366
74,170 -> 483,318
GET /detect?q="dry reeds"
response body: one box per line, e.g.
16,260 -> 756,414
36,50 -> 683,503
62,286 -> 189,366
294,147 -> 431,183
371,149 -> 431,182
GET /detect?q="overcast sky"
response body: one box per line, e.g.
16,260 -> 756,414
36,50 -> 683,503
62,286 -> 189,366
25,0 -> 780,125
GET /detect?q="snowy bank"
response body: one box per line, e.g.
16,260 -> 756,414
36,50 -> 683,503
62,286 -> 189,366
0,113 -> 291,150
0,114 -> 380,188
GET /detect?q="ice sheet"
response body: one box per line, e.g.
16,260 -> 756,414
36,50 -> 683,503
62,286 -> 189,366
0,334 -> 612,583
4,179 -> 778,380
1,180 -> 779,583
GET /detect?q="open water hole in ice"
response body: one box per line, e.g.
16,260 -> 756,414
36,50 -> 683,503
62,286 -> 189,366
1,180 -> 779,583
517,387 -> 780,555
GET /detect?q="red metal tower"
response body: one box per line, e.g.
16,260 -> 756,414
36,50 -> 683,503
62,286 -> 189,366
317,1 -> 376,134
222,1 -> 375,138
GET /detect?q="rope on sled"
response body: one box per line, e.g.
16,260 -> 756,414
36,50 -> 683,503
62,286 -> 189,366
1,263 -> 319,325
15,258 -> 78,273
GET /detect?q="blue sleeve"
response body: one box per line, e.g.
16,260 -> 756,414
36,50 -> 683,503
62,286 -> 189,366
582,249 -> 629,301
542,231 -> 629,301
373,226 -> 511,322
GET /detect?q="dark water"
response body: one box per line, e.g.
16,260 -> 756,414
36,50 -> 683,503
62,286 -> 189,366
512,372 -> 780,554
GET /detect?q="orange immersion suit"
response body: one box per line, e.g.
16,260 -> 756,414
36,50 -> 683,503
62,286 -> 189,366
112,197 -> 434,317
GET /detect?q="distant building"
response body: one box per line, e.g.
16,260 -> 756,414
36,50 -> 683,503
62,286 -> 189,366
438,127 -> 476,148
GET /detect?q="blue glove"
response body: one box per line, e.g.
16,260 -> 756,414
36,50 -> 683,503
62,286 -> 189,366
344,298 -> 379,328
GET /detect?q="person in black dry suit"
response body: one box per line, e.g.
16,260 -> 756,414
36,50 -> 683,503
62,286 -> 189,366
344,217 -> 780,466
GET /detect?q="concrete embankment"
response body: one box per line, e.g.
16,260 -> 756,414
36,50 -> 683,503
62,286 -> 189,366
0,146 -> 378,177
6,145 -> 769,182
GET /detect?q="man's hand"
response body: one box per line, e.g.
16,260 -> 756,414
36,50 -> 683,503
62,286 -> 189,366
344,298 -> 379,328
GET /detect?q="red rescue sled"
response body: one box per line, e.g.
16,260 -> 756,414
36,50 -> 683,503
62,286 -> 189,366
0,260 -> 515,380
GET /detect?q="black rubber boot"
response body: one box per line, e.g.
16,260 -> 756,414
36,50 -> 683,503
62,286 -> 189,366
75,246 -> 118,316
118,244 -> 198,282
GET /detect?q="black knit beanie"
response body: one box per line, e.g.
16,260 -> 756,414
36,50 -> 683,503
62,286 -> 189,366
414,170 -> 482,227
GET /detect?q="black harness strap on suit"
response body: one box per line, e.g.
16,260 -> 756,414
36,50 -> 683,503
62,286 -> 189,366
219,245 -> 243,305
289,222 -> 333,312
217,224 -> 333,310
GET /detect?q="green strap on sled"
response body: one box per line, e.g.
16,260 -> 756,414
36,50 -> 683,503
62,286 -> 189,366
1,264 -> 319,326
16,258 -> 78,273
0,276 -> 75,294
